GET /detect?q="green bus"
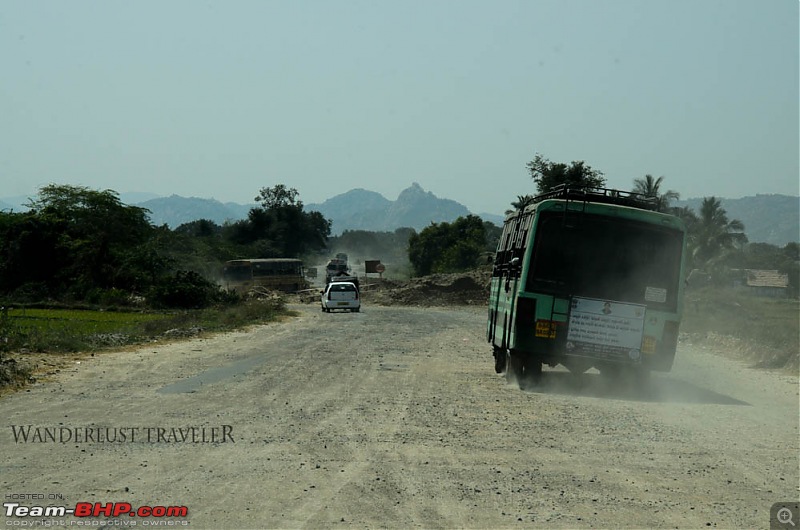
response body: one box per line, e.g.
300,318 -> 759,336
487,186 -> 687,387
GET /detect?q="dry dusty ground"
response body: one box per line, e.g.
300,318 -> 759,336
1,302 -> 798,529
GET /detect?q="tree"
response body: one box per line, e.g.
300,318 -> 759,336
506,195 -> 535,214
23,185 -> 154,296
255,184 -> 301,210
408,215 -> 486,276
526,153 -> 606,194
0,211 -> 63,295
234,185 -> 331,257
483,221 -> 502,254
669,205 -> 699,237
174,219 -> 221,238
632,174 -> 680,212
782,243 -> 800,298
784,242 -> 799,262
691,197 -> 748,270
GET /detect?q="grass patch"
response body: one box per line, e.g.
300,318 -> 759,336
0,298 -> 292,390
139,299 -> 294,337
1,307 -> 167,353
682,287 -> 799,370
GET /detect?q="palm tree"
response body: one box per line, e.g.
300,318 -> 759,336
691,197 -> 748,270
506,194 -> 534,215
669,205 -> 698,233
632,174 -> 680,212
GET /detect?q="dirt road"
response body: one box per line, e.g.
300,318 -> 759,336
2,304 -> 798,528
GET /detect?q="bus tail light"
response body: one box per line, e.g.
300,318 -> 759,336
660,321 -> 680,356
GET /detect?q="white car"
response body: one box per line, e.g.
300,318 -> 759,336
321,281 -> 361,313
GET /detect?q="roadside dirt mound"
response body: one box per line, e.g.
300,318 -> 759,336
364,269 -> 491,307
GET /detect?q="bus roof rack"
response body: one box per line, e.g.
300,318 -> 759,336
532,185 -> 660,211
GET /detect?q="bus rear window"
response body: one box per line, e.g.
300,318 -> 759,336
526,212 -> 683,309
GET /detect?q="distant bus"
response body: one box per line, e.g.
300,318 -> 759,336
487,186 -> 687,386
222,258 -> 307,294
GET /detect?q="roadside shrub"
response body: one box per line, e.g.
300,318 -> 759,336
0,352 -> 32,389
8,283 -> 51,303
214,297 -> 288,328
215,287 -> 242,306
0,306 -> 22,353
148,270 -> 221,309
22,329 -> 89,353
85,287 -> 133,308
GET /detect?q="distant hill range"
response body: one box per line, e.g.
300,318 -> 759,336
133,195 -> 254,228
305,183 -> 504,233
2,187 -> 795,245
671,194 -> 798,246
132,188 -> 798,245
130,183 -> 503,234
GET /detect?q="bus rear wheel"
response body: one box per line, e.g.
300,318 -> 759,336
525,358 -> 543,386
493,347 -> 505,374
506,352 -> 541,389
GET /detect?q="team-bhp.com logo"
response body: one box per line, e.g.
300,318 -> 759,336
4,501 -> 188,518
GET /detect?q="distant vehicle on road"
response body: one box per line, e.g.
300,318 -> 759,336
325,253 -> 360,287
222,258 -> 307,294
325,257 -> 350,283
321,281 -> 361,313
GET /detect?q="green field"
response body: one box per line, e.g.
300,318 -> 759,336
0,306 -> 174,356
0,299 -> 289,389
5,307 -> 165,334
0,299 -> 288,356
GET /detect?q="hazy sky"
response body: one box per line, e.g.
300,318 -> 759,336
1,0 -> 798,214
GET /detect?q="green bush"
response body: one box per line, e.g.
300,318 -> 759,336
408,215 -> 486,276
84,287 -> 134,308
8,283 -> 51,303
148,270 -> 221,309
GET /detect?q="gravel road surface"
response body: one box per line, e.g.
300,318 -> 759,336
2,304 -> 798,529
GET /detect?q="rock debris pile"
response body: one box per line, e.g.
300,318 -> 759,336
363,269 -> 491,307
